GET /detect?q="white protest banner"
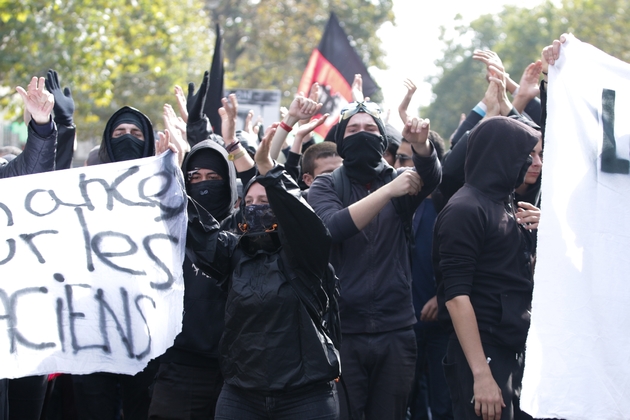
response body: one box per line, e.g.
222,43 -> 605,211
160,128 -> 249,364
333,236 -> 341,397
0,151 -> 187,379
521,34 -> 630,419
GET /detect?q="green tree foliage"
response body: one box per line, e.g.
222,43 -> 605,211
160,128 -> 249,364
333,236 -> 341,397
0,0 -> 392,140
204,0 -> 394,102
0,0 -> 214,139
422,0 -> 630,140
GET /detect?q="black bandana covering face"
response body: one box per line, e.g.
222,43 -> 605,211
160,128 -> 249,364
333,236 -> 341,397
110,134 -> 145,162
341,131 -> 386,184
188,179 -> 232,221
242,204 -> 278,234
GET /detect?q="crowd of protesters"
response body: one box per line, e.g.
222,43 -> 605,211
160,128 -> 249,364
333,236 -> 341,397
0,32 -> 570,420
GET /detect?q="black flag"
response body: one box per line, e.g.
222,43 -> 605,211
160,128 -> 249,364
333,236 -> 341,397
204,23 -> 225,136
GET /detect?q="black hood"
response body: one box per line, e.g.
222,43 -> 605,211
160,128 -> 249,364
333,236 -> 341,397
98,106 -> 155,164
182,139 -> 238,217
465,116 -> 540,202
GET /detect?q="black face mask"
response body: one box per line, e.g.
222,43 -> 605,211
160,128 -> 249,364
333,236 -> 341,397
242,204 -> 278,234
515,155 -> 533,188
110,134 -> 145,162
341,132 -> 386,184
188,180 -> 232,221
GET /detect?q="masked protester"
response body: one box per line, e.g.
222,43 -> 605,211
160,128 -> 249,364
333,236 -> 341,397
72,105 -> 157,420
148,140 -> 238,420
93,106 -> 155,165
186,127 -> 340,419
307,101 -> 441,420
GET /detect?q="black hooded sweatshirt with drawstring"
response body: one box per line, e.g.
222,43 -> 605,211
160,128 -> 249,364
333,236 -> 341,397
433,116 -> 540,353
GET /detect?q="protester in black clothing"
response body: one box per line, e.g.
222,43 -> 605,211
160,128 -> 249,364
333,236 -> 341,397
434,116 -> 540,420
72,105 -> 159,420
308,100 -> 441,420
1,76 -> 57,420
186,125 -> 340,419
148,140 -> 239,420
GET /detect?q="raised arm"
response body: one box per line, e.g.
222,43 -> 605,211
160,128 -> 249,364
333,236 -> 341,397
255,122 -> 332,278
269,91 -> 322,160
45,69 -> 75,170
185,71 -> 213,146
398,78 -> 417,124
511,61 -> 542,117
2,77 -> 56,178
219,94 -> 255,173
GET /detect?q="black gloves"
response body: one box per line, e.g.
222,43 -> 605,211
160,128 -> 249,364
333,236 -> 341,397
186,71 -> 209,124
45,69 -> 74,127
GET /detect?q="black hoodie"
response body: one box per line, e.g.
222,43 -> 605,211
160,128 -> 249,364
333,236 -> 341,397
95,106 -> 155,165
160,140 -> 237,367
433,116 -> 539,352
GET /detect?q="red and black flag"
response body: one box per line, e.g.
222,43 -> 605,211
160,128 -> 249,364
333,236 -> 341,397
204,23 -> 225,135
298,12 -> 379,135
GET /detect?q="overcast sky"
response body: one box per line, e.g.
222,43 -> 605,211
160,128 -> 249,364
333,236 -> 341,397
371,0 -> 552,129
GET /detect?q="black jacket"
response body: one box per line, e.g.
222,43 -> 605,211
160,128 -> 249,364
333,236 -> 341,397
433,116 -> 539,352
186,165 -> 340,391
0,120 -> 56,178
308,149 -> 442,334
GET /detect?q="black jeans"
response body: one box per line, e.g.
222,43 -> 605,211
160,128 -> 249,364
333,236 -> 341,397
148,362 -> 224,420
408,325 -> 453,420
72,359 -> 158,420
7,375 -> 48,420
338,327 -> 417,420
215,381 -> 338,420
442,338 -> 533,420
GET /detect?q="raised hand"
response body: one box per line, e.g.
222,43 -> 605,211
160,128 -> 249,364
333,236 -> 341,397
402,116 -> 430,145
512,61 -> 542,114
16,77 -> 54,125
398,78 -> 417,124
163,104 -> 190,164
174,85 -> 188,123
293,114 -> 329,152
218,94 -> 239,144
351,74 -> 364,102
287,94 -> 322,124
474,50 -> 519,93
473,50 -> 505,74
186,71 -> 209,123
299,83 -> 321,125
482,77 -> 501,118
541,33 -> 568,76
486,65 -> 512,116
254,122 -> 279,176
45,69 -> 74,126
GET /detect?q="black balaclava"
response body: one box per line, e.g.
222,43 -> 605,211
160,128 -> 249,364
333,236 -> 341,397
110,111 -> 148,162
334,108 -> 388,184
186,149 -> 232,221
